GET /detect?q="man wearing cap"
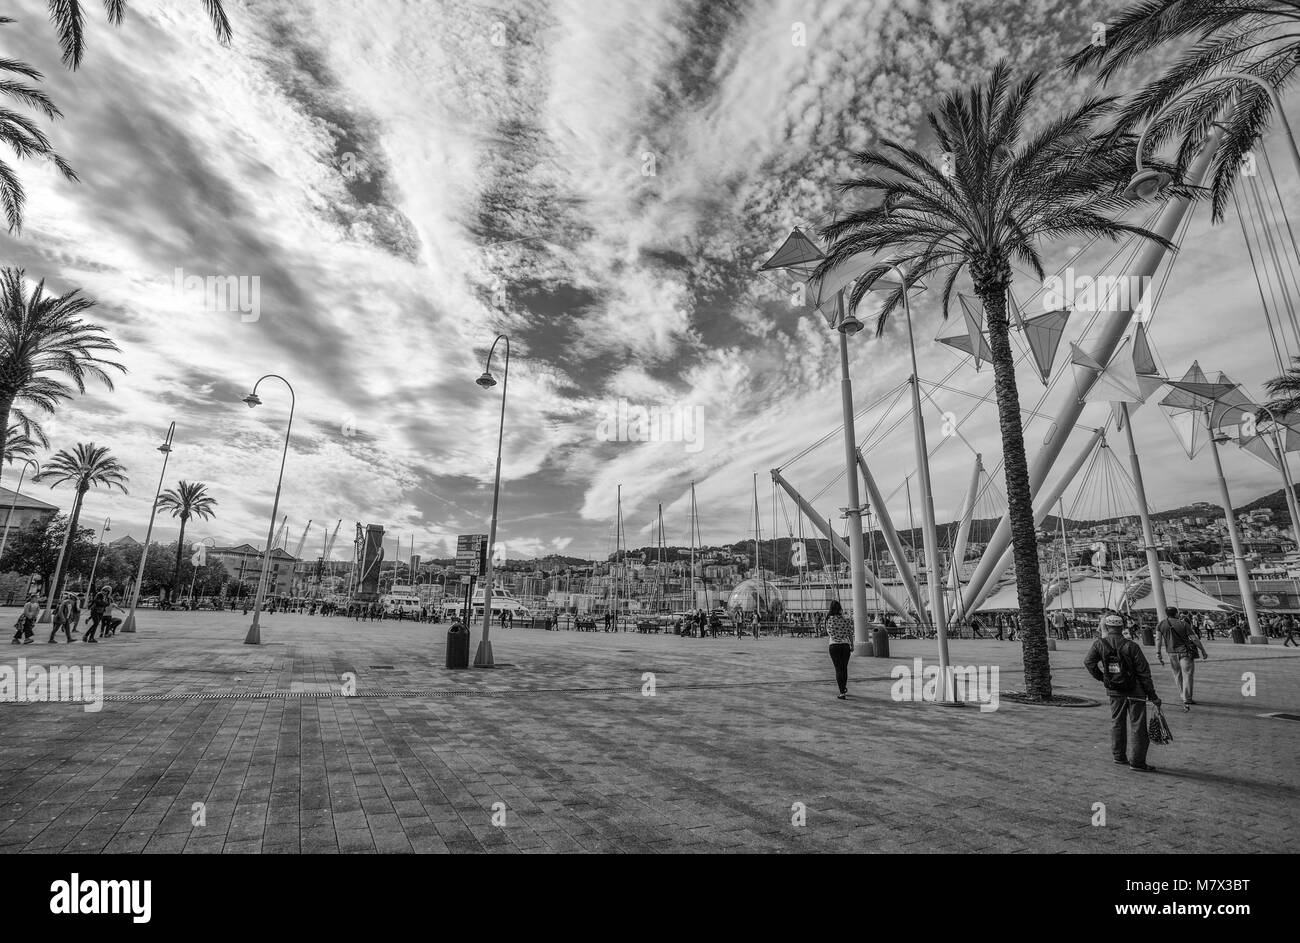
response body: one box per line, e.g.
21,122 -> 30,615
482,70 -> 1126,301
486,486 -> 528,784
1084,613 -> 1162,772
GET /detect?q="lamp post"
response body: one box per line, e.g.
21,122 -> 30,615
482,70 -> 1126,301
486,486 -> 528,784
0,458 -> 39,567
85,516 -> 111,595
474,333 -> 510,668
1125,72 -> 1300,201
121,422 -> 177,633
242,374 -> 295,645
188,536 -> 217,604
866,263 -> 954,690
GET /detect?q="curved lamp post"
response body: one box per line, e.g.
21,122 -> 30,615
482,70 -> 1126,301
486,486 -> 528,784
1125,72 -> 1300,200
243,375 -> 295,645
122,422 -> 177,633
188,535 -> 217,604
474,334 -> 510,668
0,458 -> 39,567
85,516 -> 111,595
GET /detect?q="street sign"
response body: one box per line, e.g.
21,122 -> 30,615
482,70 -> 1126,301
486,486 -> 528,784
455,534 -> 488,577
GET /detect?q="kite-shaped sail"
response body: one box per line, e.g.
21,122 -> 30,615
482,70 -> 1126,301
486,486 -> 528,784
1163,406 -> 1204,458
1084,338 -> 1143,405
1132,324 -> 1159,376
1023,309 -> 1070,384
954,295 -> 993,369
760,228 -> 824,278
1007,290 -> 1027,331
1159,362 -> 1236,412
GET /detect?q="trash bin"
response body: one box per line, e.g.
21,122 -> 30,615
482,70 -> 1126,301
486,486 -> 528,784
446,621 -> 469,669
871,626 -> 890,659
1141,627 -> 1155,646
1231,626 -> 1246,645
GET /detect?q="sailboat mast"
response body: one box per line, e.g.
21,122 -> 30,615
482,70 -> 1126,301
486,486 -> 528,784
689,481 -> 697,612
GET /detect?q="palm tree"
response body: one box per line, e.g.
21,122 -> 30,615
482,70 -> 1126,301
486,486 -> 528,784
2,423 -> 43,465
814,64 -> 1173,700
1066,0 -> 1300,220
36,442 -> 128,601
0,268 -> 124,476
1265,355 -> 1300,414
0,19 -> 78,232
156,480 -> 217,590
46,0 -> 232,69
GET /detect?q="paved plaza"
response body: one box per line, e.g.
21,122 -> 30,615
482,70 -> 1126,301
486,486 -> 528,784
1,612 -> 1297,853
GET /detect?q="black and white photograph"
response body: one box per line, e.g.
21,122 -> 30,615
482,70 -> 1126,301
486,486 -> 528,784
0,0 -> 1289,915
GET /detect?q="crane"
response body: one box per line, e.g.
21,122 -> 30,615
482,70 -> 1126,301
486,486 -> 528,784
291,519 -> 313,559
323,519 -> 342,560
271,515 -> 289,550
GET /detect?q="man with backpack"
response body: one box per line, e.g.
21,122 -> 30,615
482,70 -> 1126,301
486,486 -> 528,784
1085,613 -> 1162,772
1156,605 -> 1208,708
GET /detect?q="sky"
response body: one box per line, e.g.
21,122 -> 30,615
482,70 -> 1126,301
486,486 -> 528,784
2,0 -> 1299,565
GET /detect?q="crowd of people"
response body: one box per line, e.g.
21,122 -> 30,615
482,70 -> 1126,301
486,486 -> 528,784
9,585 -> 126,645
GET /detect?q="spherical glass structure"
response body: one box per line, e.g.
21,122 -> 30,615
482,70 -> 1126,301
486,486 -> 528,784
726,579 -> 783,616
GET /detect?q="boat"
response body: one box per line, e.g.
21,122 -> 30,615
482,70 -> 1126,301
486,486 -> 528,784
378,584 -> 423,616
438,585 -> 534,622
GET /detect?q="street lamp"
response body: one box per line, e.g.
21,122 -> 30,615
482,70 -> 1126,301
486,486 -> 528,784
121,423 -> 177,633
0,458 -> 39,568
474,333 -> 510,667
85,516 -> 111,595
1125,72 -> 1300,200
864,263 -> 955,689
242,375 -> 295,644
188,535 -> 217,604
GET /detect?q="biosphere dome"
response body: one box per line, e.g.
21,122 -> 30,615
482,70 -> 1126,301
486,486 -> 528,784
726,579 -> 784,615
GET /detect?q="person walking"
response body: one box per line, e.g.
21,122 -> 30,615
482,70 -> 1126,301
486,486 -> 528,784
1284,617 -> 1299,648
825,600 -> 853,699
1084,613 -> 1162,772
970,616 -> 985,639
993,615 -> 1005,641
48,594 -> 76,643
1156,605 -> 1208,709
11,594 -> 38,644
84,585 -> 110,643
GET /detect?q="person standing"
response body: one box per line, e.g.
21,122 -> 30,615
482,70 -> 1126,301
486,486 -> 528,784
1156,605 -> 1208,709
1084,613 -> 1161,771
825,600 -> 853,699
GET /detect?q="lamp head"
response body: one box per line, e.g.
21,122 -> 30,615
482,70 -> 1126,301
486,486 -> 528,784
837,312 -> 865,335
1122,168 -> 1172,201
242,392 -> 262,408
157,442 -> 172,454
476,371 -> 498,389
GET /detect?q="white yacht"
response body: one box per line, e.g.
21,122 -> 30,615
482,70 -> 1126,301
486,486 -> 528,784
439,585 -> 533,622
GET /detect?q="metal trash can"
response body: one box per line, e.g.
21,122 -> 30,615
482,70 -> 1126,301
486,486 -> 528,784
1231,626 -> 1246,645
871,626 -> 890,659
446,621 -> 469,669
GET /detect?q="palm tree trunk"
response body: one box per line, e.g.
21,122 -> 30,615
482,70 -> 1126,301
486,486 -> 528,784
54,487 -> 86,603
977,274 -> 1053,700
172,515 -> 188,590
0,393 -> 12,466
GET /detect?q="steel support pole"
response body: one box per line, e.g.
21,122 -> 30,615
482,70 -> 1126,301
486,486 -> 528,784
1208,427 -> 1265,642
855,450 -> 927,620
1121,402 -> 1168,640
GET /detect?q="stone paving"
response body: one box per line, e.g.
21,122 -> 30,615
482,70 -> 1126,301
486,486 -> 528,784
0,611 -> 1296,853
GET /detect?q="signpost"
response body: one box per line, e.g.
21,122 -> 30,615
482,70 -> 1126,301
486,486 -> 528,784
456,534 -> 487,625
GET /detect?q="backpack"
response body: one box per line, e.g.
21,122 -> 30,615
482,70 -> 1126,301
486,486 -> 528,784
1098,637 -> 1132,691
